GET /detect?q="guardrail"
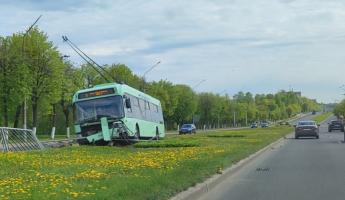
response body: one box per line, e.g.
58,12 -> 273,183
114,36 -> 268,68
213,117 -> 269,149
0,127 -> 44,152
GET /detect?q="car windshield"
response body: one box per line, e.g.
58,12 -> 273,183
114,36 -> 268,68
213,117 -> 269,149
298,121 -> 316,126
182,124 -> 192,128
74,96 -> 124,123
331,121 -> 341,124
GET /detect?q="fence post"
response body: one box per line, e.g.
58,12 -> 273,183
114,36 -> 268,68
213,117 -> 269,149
51,127 -> 56,140
1,129 -> 9,152
32,127 -> 36,136
67,127 -> 70,139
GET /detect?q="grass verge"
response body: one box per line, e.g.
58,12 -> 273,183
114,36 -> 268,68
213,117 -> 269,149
0,126 -> 293,200
312,112 -> 333,123
37,134 -> 75,141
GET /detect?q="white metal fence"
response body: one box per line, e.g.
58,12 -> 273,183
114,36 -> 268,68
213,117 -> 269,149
0,127 -> 44,152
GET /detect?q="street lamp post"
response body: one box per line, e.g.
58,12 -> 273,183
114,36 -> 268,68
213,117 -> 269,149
192,79 -> 206,90
22,15 -> 42,131
143,61 -> 161,80
219,90 -> 226,95
233,111 -> 236,127
232,98 -> 237,127
192,79 -> 206,127
217,90 -> 227,128
142,61 -> 161,91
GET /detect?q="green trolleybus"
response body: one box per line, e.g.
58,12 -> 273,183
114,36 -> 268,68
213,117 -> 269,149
72,83 -> 165,144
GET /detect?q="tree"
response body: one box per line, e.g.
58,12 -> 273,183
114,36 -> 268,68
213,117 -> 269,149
197,93 -> 218,127
334,100 -> 345,118
106,64 -> 142,89
24,27 -> 64,133
172,85 -> 197,125
146,80 -> 178,129
60,61 -> 84,136
0,35 -> 28,127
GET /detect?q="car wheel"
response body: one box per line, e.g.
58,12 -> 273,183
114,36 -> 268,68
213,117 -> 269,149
329,129 -> 332,132
316,135 -> 319,139
295,135 -> 299,139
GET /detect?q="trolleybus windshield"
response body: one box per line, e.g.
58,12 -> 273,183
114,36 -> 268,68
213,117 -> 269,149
74,96 -> 124,123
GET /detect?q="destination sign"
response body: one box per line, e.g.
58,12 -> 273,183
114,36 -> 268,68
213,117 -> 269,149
78,88 -> 115,99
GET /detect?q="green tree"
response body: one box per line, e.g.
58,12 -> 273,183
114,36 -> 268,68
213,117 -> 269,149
146,80 -> 178,129
60,61 -> 84,136
173,84 -> 197,125
24,27 -> 64,133
0,35 -> 28,127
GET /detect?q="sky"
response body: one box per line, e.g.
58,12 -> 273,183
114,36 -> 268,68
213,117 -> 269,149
1,0 -> 345,103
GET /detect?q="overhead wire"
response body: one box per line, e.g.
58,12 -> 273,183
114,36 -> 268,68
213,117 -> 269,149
62,36 -> 114,83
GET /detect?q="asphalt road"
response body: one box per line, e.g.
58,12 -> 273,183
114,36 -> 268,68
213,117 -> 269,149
168,113 -> 312,135
198,115 -> 345,200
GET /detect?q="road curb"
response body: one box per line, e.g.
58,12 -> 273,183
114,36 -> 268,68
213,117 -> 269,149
170,134 -> 289,200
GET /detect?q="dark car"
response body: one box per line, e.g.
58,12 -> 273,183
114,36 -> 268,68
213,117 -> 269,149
328,120 -> 344,132
179,124 -> 196,134
251,123 -> 258,128
312,110 -> 317,115
295,120 -> 319,139
261,122 -> 269,128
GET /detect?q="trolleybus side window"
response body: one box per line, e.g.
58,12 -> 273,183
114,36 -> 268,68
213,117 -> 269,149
133,96 -> 139,107
150,103 -> 158,123
125,95 -> 132,113
145,101 -> 150,110
151,103 -> 158,113
123,94 -> 162,123
144,101 -> 151,121
128,95 -> 139,118
139,99 -> 146,118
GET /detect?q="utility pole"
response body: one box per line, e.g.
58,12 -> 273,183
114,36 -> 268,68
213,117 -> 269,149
233,111 -> 236,127
22,15 -> 42,131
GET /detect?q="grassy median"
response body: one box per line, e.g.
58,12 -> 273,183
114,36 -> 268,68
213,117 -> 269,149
312,112 -> 333,123
0,126 -> 293,200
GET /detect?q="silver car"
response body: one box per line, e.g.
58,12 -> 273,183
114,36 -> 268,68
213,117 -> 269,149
295,120 -> 319,139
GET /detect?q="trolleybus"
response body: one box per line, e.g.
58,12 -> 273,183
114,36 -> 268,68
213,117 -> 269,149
72,83 -> 165,144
